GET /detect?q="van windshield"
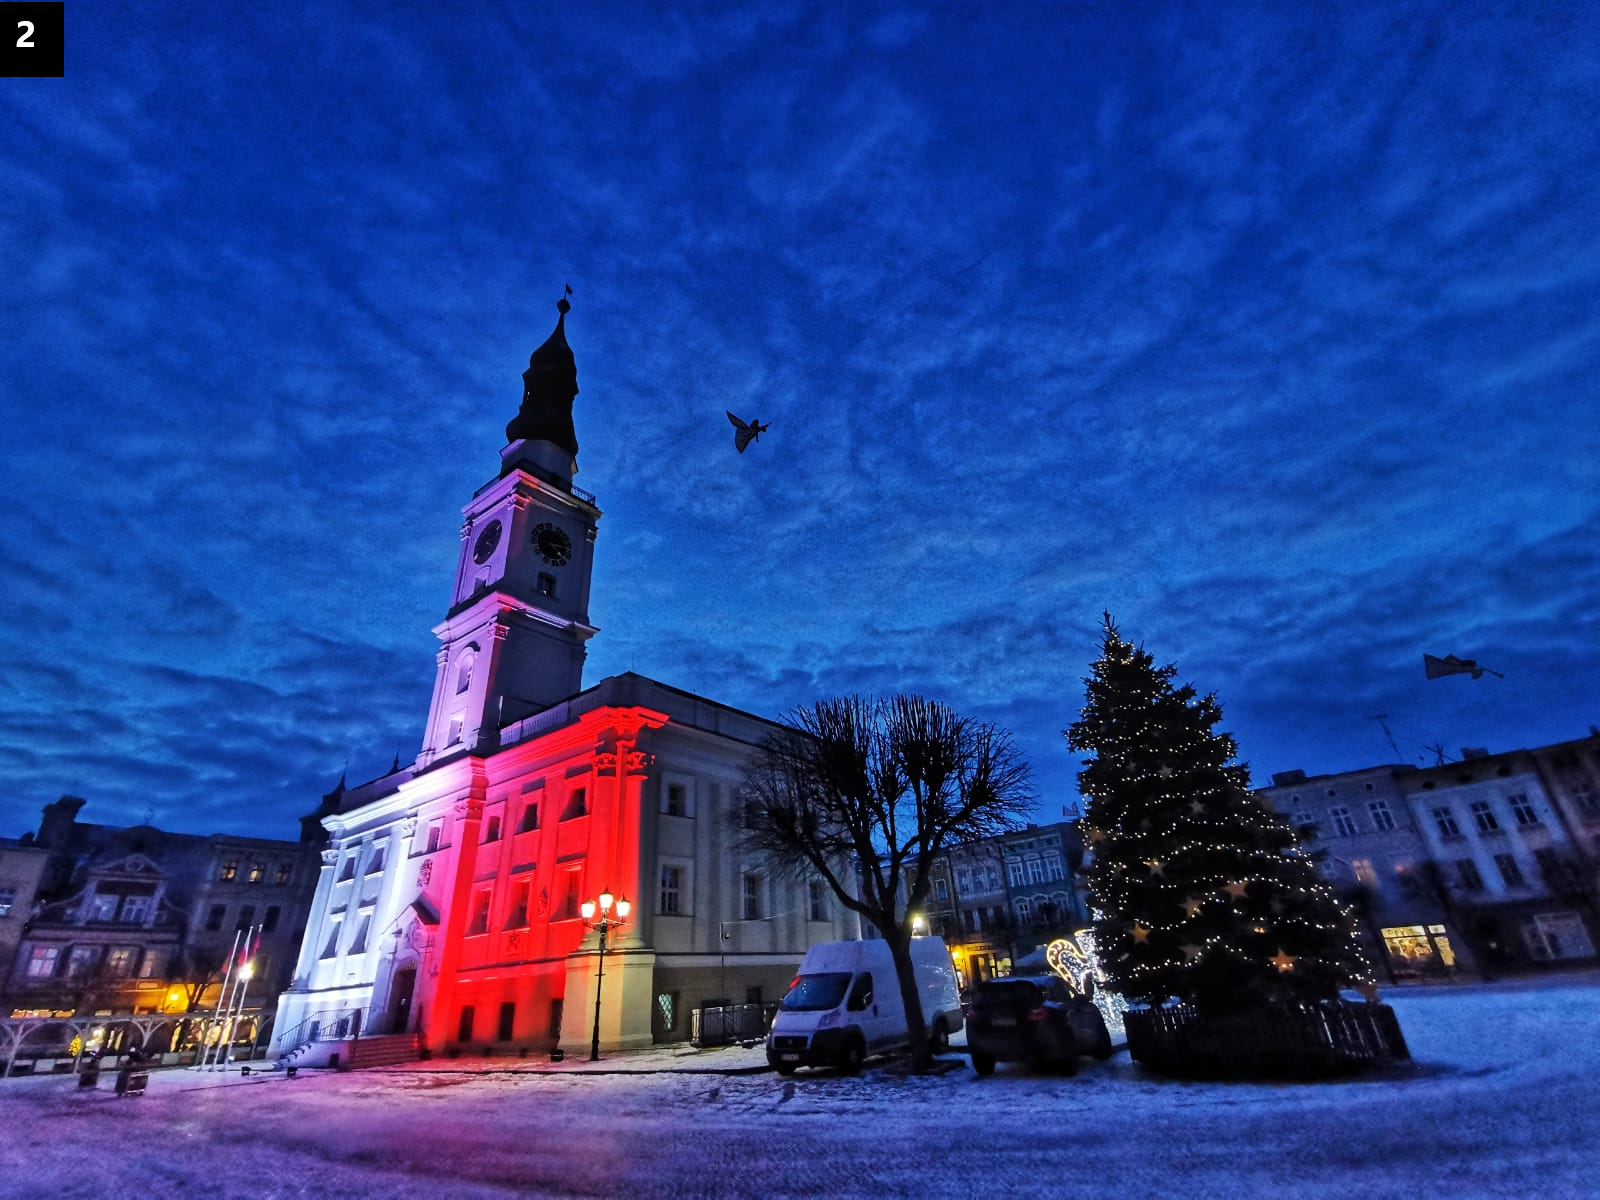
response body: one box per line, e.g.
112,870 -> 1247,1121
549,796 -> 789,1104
781,972 -> 852,1011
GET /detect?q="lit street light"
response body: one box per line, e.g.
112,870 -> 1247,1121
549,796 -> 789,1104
579,889 -> 631,1062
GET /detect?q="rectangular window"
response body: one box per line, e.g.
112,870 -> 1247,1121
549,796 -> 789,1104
348,915 -> 369,955
537,572 -> 556,597
987,867 -> 1001,891
427,822 -> 444,853
956,868 -> 971,893
206,904 -> 226,931
659,865 -> 682,915
561,872 -> 582,920
498,1001 -> 516,1041
365,846 -> 385,875
27,946 -> 59,977
562,788 -> 587,821
219,860 -> 238,882
1351,858 -> 1378,888
1293,812 -> 1319,840
1329,806 -> 1358,837
518,803 -> 539,834
1494,853 -> 1525,888
1368,799 -> 1397,831
106,947 -> 137,978
656,992 -> 677,1033
0,886 -> 15,917
339,854 -> 357,881
320,920 -> 342,959
1456,858 -> 1484,891
741,795 -> 762,830
1016,897 -> 1033,923
447,714 -> 465,746
236,905 -> 256,932
458,1005 -> 475,1042
484,815 -> 502,843
65,946 -> 100,978
1432,807 -> 1462,839
808,879 -> 828,922
263,905 -> 281,933
247,862 -> 265,883
1573,783 -> 1599,817
1470,800 -> 1500,833
120,895 -> 152,924
506,881 -> 530,929
467,890 -> 491,936
275,862 -> 293,886
138,949 -> 163,979
742,873 -> 763,921
87,893 -> 117,921
663,782 -> 688,817
1007,860 -> 1025,888
934,879 -> 949,903
1026,858 -> 1045,884
1524,911 -> 1597,961
1508,794 -> 1539,826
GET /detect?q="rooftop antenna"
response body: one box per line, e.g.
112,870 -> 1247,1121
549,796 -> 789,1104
1424,743 -> 1452,766
1369,715 -> 1404,763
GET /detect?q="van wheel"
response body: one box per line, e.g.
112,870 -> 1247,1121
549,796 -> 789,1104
838,1038 -> 865,1075
774,1062 -> 797,1077
929,1020 -> 950,1055
971,1051 -> 995,1077
1092,1030 -> 1113,1061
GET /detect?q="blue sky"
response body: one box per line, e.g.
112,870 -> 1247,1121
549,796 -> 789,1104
2,2 -> 1597,840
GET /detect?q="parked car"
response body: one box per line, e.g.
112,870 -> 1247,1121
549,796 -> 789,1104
965,974 -> 1112,1076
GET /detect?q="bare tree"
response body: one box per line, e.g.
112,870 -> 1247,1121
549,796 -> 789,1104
740,694 -> 1034,1072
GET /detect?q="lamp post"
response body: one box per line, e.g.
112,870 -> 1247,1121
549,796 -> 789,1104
579,889 -> 631,1062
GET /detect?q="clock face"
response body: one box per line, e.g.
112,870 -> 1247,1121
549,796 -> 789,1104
471,520 -> 503,564
533,522 -> 573,566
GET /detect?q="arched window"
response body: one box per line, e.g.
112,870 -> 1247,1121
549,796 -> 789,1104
454,649 -> 477,695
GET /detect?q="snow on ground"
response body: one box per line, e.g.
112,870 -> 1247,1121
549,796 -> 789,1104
0,975 -> 1596,1200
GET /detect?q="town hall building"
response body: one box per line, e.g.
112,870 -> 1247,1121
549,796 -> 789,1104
270,298 -> 858,1063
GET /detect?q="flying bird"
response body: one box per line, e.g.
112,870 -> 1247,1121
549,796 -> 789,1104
1424,653 -> 1504,681
726,411 -> 770,453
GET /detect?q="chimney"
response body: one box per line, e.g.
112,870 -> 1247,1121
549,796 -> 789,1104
37,795 -> 86,850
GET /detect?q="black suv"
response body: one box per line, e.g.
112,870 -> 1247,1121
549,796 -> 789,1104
965,974 -> 1113,1076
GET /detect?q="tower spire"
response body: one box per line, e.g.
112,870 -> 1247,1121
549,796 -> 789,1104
505,288 -> 580,458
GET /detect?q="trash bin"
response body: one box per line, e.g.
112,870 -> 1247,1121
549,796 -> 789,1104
77,1061 -> 101,1089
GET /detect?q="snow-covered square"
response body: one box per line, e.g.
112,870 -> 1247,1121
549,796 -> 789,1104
0,976 -> 1594,1199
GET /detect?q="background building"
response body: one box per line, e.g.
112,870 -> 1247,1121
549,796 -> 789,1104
1,796 -> 319,1021
1259,733 -> 1600,979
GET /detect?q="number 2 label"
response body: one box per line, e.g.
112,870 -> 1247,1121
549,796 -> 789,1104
16,21 -> 35,48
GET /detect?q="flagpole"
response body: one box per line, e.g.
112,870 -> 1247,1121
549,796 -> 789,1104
198,930 -> 243,1071
223,924 -> 261,1069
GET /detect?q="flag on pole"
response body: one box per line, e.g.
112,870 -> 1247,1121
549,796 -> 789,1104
1424,654 -> 1504,680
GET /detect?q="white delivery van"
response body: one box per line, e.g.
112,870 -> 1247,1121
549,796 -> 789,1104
765,937 -> 964,1075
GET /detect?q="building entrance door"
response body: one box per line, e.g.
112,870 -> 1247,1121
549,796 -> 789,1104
389,965 -> 417,1033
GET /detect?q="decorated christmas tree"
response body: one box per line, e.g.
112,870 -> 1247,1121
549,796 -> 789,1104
1065,614 -> 1372,1016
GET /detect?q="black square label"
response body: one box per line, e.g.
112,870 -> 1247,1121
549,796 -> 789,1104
2,3 -> 64,77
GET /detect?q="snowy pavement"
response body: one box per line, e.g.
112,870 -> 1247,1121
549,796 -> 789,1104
1,974 -> 1597,1199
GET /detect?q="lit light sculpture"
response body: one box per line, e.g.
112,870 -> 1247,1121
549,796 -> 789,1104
579,889 -> 631,1062
1046,928 -> 1129,1040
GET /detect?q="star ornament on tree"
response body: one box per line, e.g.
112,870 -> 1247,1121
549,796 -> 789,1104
1131,922 -> 1151,944
1144,858 -> 1165,876
1182,896 -> 1204,918
1270,948 -> 1297,973
1224,880 -> 1249,900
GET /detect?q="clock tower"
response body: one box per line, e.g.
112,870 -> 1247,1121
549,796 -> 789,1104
417,296 -> 601,767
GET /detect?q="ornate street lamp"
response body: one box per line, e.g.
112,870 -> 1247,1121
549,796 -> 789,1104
579,889 -> 631,1062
